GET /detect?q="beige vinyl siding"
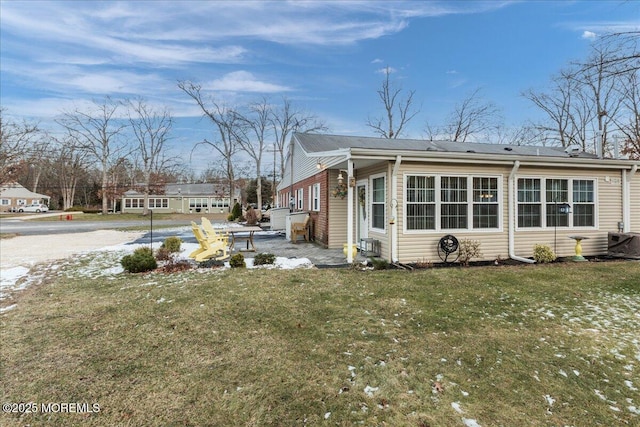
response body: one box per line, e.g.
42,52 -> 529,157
395,162 -> 510,263
631,172 -> 640,232
327,169 -> 349,249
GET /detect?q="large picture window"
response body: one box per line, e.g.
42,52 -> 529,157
371,175 -> 386,230
517,177 -> 596,228
404,175 -> 500,231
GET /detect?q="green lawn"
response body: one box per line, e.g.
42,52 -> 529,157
1,258 -> 639,426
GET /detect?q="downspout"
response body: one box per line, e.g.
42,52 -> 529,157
391,155 -> 402,262
508,161 -> 535,263
622,164 -> 638,233
347,158 -> 354,263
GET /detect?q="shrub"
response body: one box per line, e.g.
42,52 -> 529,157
254,253 -> 276,266
458,239 -> 482,267
533,244 -> 556,263
161,259 -> 191,273
370,258 -> 389,270
231,202 -> 242,220
161,236 -> 182,253
229,253 -> 246,268
227,213 -> 235,221
121,247 -> 157,273
155,247 -> 173,261
245,207 -> 259,225
415,258 -> 433,269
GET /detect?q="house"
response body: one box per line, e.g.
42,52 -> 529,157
277,133 -> 639,263
0,182 -> 51,212
121,182 -> 241,214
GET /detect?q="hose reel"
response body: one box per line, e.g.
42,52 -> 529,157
437,234 -> 459,263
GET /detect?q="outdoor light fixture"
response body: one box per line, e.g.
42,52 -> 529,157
337,170 -> 345,184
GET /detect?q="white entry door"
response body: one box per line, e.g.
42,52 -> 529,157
356,182 -> 368,248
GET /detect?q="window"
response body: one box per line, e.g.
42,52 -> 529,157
189,198 -> 208,209
311,183 -> 321,211
473,177 -> 499,228
441,176 -> 467,229
404,174 -> 501,232
406,175 -> 435,230
1,199 -> 9,206
573,180 -> 594,226
149,198 -> 168,209
297,188 -> 304,210
546,179 -> 568,227
517,178 -> 541,228
371,175 -> 386,230
517,177 -> 596,228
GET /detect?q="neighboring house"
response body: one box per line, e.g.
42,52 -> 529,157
278,133 -> 639,263
0,182 -> 51,212
121,183 -> 241,214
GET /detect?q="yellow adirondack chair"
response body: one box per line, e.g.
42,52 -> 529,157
200,217 -> 229,246
189,222 -> 229,262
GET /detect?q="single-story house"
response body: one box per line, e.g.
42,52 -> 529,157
121,183 -> 241,214
277,133 -> 639,263
0,182 -> 51,212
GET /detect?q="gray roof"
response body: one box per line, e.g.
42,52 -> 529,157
294,133 -> 598,159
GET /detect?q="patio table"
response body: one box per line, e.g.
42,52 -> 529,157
217,225 -> 264,252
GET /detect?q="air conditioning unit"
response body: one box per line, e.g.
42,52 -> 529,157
608,232 -> 640,259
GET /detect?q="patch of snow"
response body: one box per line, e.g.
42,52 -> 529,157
624,380 -> 638,391
0,304 -> 17,314
559,370 -> 568,378
364,385 -> 379,396
628,406 -> 640,415
462,418 -> 481,427
545,395 -> 556,407
610,406 -> 621,412
324,412 -> 331,419
451,402 -> 464,413
461,390 -> 469,397
573,370 -> 580,376
594,389 -> 607,401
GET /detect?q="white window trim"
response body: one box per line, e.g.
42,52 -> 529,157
297,188 -> 304,210
403,173 -> 503,234
1,199 -> 10,205
516,176 -> 598,231
370,172 -> 387,233
311,183 -> 321,212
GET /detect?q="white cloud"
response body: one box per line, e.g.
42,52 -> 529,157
205,71 -> 292,93
582,30 -> 597,40
371,58 -> 384,64
377,66 -> 397,75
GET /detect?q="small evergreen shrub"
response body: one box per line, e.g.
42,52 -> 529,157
231,202 -> 242,220
459,239 -> 482,267
370,258 -> 389,270
229,253 -> 246,268
227,213 -> 235,221
121,247 -> 157,273
161,236 -> 182,253
254,253 -> 276,266
533,244 -> 556,263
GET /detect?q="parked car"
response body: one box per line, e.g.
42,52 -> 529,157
18,204 -> 49,213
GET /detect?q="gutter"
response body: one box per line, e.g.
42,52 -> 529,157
508,161 -> 535,264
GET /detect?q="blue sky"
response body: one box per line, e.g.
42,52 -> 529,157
1,1 -> 638,172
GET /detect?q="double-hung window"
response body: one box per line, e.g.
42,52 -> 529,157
441,176 -> 467,229
371,175 -> 386,230
296,188 -> 304,210
517,178 -> 542,228
311,183 -> 321,211
473,177 -> 499,228
573,180 -> 594,226
546,179 -> 569,227
406,176 -> 435,230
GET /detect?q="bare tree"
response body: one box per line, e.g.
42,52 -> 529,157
578,31 -> 640,76
270,97 -> 327,180
178,80 -> 239,210
57,98 -> 129,213
0,108 -> 40,185
444,88 -> 502,142
125,98 -> 174,215
51,137 -> 88,210
233,97 -> 271,209
613,70 -> 640,158
367,67 -> 419,139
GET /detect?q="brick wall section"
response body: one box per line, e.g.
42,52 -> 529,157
279,170 -> 330,246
